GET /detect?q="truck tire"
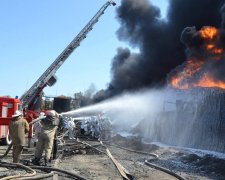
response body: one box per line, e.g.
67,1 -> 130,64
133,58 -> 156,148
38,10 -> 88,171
6,131 -> 12,145
2,132 -> 12,145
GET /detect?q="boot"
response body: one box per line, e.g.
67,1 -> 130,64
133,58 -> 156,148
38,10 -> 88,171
44,157 -> 51,166
32,158 -> 40,166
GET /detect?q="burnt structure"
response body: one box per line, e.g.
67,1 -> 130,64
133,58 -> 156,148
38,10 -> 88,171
134,90 -> 225,153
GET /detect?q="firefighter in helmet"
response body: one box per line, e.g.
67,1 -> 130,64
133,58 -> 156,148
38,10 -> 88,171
32,110 -> 59,166
9,110 -> 29,163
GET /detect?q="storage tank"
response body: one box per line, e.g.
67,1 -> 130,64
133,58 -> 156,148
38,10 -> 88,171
53,96 -> 71,113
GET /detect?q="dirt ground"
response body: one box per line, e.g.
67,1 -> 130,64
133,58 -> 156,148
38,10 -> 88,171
57,139 -> 178,180
56,135 -> 225,180
109,135 -> 225,180
0,135 -> 225,179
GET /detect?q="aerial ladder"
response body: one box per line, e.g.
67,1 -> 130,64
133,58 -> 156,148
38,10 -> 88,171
20,0 -> 116,110
0,0 -> 116,145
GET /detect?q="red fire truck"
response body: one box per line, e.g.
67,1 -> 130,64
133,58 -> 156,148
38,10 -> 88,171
0,97 -> 21,144
0,1 -> 116,145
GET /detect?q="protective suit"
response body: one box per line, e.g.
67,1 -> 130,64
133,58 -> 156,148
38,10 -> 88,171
33,110 -> 59,166
67,118 -> 76,139
100,118 -> 112,141
9,110 -> 29,163
33,112 -> 45,145
90,118 -> 99,138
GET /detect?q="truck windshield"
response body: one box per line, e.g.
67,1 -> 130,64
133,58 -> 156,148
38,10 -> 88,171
18,104 -> 23,111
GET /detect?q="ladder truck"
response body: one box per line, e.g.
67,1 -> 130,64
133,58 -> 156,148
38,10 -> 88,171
0,0 -> 116,145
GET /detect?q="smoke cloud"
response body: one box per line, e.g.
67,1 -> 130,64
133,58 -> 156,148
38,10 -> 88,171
63,87 -> 177,132
93,0 -> 224,102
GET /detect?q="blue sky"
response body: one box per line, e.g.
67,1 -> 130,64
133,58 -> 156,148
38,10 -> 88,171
0,0 -> 168,98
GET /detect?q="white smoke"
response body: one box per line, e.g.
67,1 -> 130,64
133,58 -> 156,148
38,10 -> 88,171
62,86 -> 178,132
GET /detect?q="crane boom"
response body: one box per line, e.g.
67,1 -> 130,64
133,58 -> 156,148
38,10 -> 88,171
20,0 -> 116,108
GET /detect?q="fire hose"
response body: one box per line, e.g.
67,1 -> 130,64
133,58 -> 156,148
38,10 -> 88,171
102,141 -> 186,180
0,161 -> 87,180
0,161 -> 36,180
104,142 -> 159,158
17,172 -> 54,180
27,166 -> 87,180
0,164 -> 87,180
144,159 -> 186,180
0,143 -> 12,159
77,138 -> 135,180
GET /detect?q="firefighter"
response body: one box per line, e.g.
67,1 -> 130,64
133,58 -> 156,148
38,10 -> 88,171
90,117 -> 99,139
99,117 -> 112,141
67,117 -> 76,139
9,110 -> 29,163
32,110 -> 59,166
33,112 -> 45,146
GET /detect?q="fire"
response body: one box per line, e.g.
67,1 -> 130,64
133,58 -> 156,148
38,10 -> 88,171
170,57 -> 225,90
194,75 -> 225,89
169,26 -> 225,90
213,48 -> 223,54
201,27 -> 223,57
170,75 -> 189,90
206,44 -> 223,56
170,58 -> 204,90
206,44 -> 214,50
200,26 -> 218,40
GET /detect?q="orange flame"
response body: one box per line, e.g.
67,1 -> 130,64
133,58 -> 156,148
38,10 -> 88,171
170,75 -> 189,90
206,44 -> 214,50
201,27 -> 223,58
206,44 -> 223,58
200,26 -> 218,40
170,57 -> 225,90
170,58 -> 204,90
213,48 -> 223,54
194,75 -> 225,89
170,26 -> 225,90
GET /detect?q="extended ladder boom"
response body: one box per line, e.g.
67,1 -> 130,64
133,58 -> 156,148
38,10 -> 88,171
20,0 -> 116,108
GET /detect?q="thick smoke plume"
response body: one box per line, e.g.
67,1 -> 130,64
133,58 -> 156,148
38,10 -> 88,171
93,0 -> 224,102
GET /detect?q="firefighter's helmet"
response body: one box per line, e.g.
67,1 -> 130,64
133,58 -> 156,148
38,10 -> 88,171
47,110 -> 59,118
12,110 -> 23,117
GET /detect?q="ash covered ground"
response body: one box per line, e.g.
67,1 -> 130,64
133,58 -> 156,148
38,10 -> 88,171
111,134 -> 225,180
0,134 -> 225,180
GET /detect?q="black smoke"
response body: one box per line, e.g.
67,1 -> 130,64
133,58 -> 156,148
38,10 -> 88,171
92,0 -> 225,102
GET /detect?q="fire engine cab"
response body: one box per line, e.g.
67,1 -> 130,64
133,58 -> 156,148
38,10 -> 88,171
0,97 -> 21,144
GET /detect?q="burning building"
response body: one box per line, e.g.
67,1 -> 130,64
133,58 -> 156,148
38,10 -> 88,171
78,0 -> 225,153
125,0 -> 225,153
169,25 -> 225,90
